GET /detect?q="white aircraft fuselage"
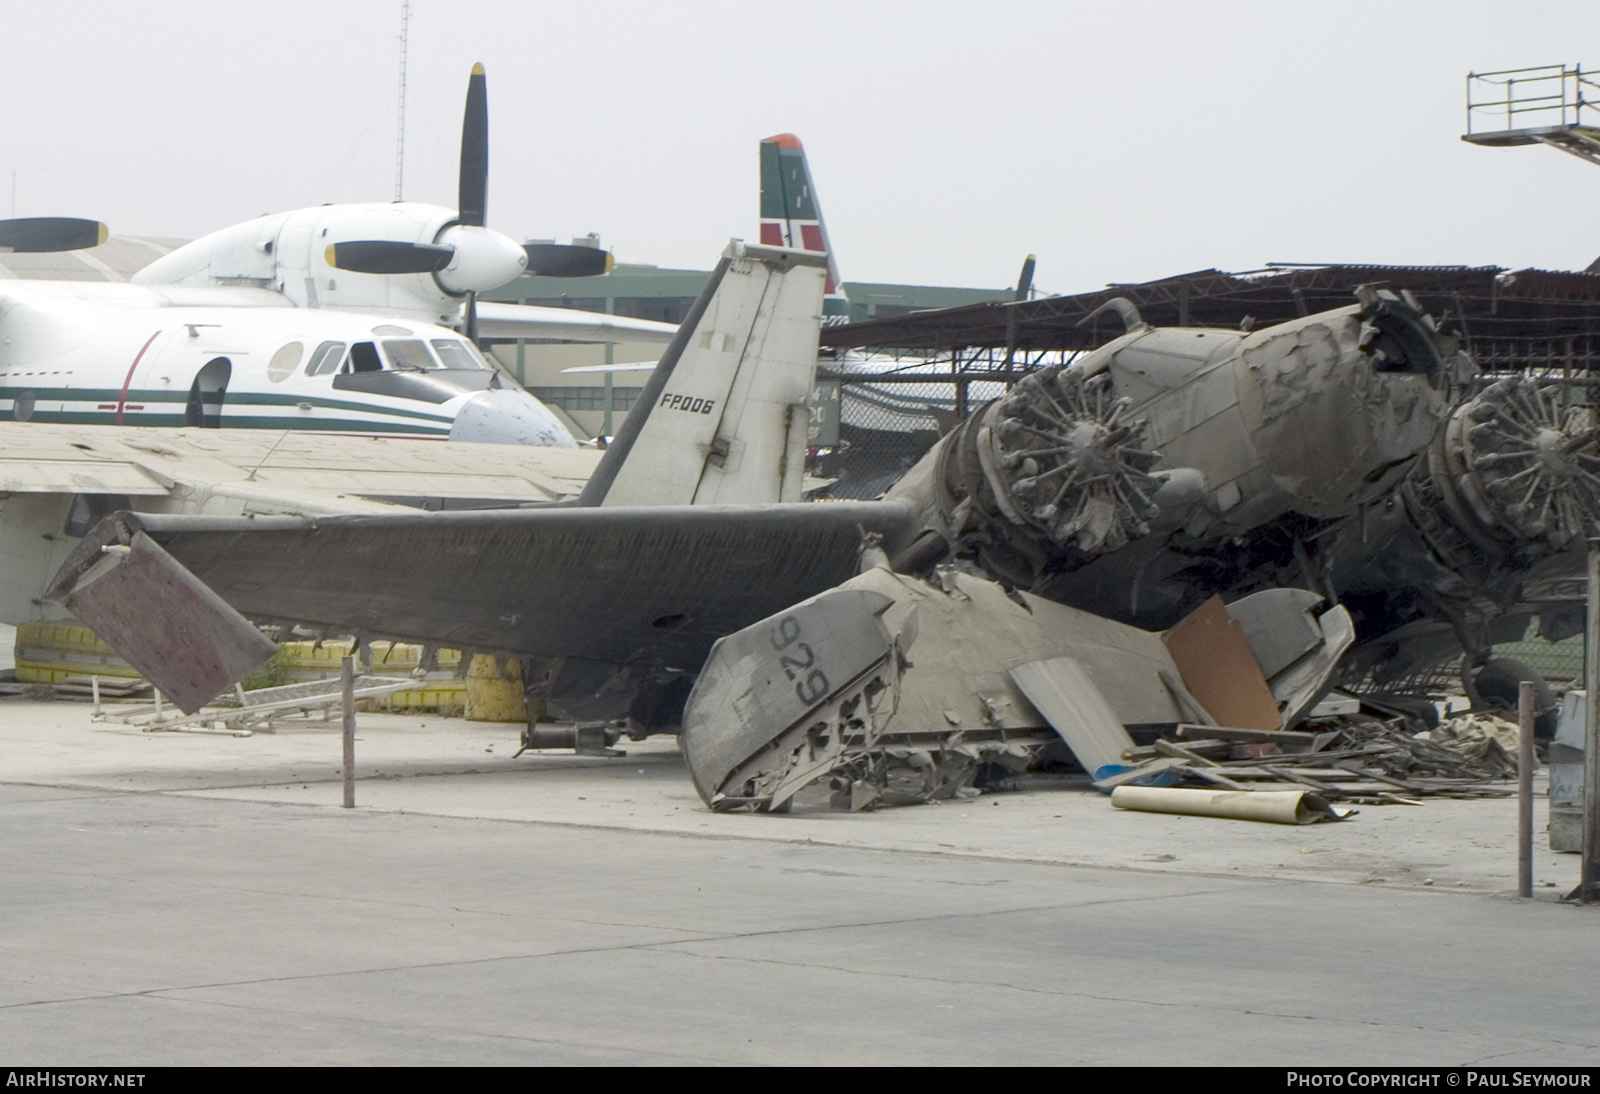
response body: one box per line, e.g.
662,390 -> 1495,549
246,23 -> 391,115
0,280 -> 575,445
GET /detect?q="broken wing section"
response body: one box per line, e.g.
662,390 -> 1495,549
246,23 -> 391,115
680,565 -> 1191,812
580,241 -> 827,507
679,566 -> 1357,812
52,530 -> 275,712
681,588 -> 900,809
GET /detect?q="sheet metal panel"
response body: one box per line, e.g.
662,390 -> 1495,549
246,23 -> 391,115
1010,657 -> 1135,776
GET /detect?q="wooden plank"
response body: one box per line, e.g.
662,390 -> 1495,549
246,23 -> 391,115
1176,723 -> 1323,753
1177,765 -> 1254,791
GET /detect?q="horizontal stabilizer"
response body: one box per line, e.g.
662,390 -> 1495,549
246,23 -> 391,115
49,502 -> 917,675
472,300 -> 679,344
682,588 -> 898,809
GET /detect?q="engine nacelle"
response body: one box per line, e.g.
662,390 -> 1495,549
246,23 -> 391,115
887,288 -> 1460,594
133,203 -> 530,327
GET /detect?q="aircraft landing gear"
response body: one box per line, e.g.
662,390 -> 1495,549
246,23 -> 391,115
1464,656 -> 1558,740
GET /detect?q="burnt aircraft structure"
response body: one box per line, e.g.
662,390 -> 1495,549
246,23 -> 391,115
877,289 -> 1596,693
46,259 -> 1600,809
828,264 -> 1600,691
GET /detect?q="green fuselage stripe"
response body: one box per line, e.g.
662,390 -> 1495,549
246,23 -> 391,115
0,386 -> 456,425
17,409 -> 450,433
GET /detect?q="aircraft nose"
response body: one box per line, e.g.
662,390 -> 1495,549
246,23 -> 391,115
449,389 -> 576,447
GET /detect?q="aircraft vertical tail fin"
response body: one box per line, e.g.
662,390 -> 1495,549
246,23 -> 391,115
577,240 -> 828,508
759,133 -> 850,327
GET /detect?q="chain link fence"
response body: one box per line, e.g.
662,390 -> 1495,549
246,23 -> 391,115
809,371 -> 1008,500
1494,627 -> 1586,686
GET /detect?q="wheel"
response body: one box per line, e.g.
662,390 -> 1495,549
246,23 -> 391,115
1467,657 -> 1557,739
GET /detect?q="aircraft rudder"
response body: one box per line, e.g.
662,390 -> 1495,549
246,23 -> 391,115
578,240 -> 828,508
758,133 -> 847,324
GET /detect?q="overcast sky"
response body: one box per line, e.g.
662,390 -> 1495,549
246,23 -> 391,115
5,1 -> 1598,293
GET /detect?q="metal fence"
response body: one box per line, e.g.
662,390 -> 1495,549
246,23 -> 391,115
809,361 -> 1023,500
1494,630 -> 1586,687
1465,63 -> 1600,137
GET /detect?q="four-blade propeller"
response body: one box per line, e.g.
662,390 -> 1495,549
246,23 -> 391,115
322,63 -> 614,323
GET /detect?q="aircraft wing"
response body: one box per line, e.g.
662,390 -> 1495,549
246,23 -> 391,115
472,301 -> 679,344
53,501 -> 917,674
0,423 -> 605,628
0,423 -> 601,506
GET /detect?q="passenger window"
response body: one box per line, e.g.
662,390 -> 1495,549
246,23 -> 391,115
305,341 -> 347,376
382,339 -> 434,371
266,342 -> 303,383
430,339 -> 488,370
348,342 -> 382,373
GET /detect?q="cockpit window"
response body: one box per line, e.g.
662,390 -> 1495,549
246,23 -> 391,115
305,340 -> 347,376
348,342 -> 383,373
430,338 -> 490,370
381,339 -> 435,371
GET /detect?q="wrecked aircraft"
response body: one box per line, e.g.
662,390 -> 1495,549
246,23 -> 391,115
879,288 -> 1597,709
45,278 -> 1600,809
680,561 -> 1353,812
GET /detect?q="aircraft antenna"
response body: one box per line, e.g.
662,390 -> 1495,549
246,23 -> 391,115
394,0 -> 411,201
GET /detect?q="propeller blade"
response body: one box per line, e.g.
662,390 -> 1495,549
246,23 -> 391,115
458,63 -> 489,228
325,240 -> 455,274
0,217 -> 108,253
1014,254 -> 1036,302
523,243 -> 614,278
464,290 -> 479,344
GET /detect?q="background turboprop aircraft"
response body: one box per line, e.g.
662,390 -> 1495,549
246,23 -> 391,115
0,66 -> 677,446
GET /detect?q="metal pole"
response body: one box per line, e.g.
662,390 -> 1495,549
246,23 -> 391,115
1580,539 -> 1600,901
341,654 -> 356,809
393,0 -> 409,201
1518,681 -> 1534,898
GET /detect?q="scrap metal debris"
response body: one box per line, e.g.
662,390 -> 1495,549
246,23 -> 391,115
679,563 -> 1356,813
1106,714 -> 1518,804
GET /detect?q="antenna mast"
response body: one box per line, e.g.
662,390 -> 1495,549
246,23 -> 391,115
394,0 -> 411,201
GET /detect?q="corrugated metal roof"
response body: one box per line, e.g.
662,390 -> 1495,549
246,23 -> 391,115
821,263 -> 1600,363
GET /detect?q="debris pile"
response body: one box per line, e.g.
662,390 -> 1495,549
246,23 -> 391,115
1101,715 -> 1517,806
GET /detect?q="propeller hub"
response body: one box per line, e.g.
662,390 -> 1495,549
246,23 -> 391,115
434,224 -> 527,295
